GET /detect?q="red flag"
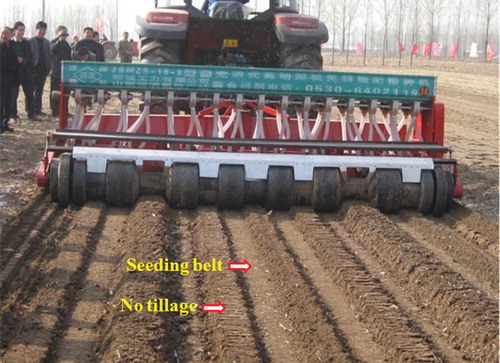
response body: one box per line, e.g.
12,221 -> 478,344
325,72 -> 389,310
397,41 -> 405,53
432,42 -> 442,56
355,42 -> 363,55
486,44 -> 495,60
95,18 -> 104,33
422,43 -> 431,56
410,43 -> 419,55
449,43 -> 458,58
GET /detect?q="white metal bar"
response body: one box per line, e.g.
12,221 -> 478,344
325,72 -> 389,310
73,146 -> 434,183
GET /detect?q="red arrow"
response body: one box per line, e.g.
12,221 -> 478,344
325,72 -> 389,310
228,260 -> 252,273
201,302 -> 226,314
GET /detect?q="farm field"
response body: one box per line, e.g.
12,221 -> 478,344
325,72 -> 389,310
0,56 -> 498,362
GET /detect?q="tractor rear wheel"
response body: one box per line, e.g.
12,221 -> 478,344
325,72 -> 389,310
139,38 -> 180,64
279,44 -> 323,117
139,38 -> 183,113
279,44 -> 323,70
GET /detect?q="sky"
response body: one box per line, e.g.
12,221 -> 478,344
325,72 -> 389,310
5,0 -> 159,39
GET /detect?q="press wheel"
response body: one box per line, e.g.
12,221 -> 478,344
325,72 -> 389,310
374,169 -> 402,214
168,163 -> 199,209
266,166 -> 294,210
217,165 -> 245,210
312,168 -> 342,212
106,160 -> 139,207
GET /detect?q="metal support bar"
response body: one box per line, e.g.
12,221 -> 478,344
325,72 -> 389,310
51,130 -> 450,153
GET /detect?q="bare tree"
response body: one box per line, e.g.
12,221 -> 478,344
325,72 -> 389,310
344,1 -> 356,64
377,0 -> 394,65
424,0 -> 442,59
397,0 -> 408,66
362,0 -> 370,65
481,0 -> 498,59
453,0 -> 464,58
410,0 -> 420,66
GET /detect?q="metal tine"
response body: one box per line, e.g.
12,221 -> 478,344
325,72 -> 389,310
228,94 -> 245,152
405,102 -> 424,142
230,94 -> 245,139
358,100 -> 369,136
187,92 -> 203,137
322,97 -> 333,142
387,100 -> 401,142
275,95 -> 290,153
339,101 -> 348,142
210,93 -> 222,151
212,93 -> 222,137
252,94 -> 266,139
85,90 -> 105,131
347,98 -> 363,142
222,106 -> 237,134
310,98 -> 326,140
126,91 -> 152,149
167,91 -> 175,135
303,96 -> 312,140
281,95 -> 291,140
397,104 -> 411,132
119,90 -> 129,133
113,90 -> 130,147
71,89 -> 85,131
368,99 -> 386,142
83,89 -> 106,147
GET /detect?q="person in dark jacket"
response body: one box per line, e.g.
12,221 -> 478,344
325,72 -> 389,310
74,27 -> 104,62
50,25 -> 71,117
29,21 -> 51,116
1,26 -> 20,132
11,21 -> 37,120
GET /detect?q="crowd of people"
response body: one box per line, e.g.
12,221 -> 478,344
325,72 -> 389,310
1,21 -> 135,133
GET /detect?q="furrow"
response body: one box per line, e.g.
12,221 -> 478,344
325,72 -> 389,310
243,211 -> 356,362
0,208 -> 74,354
0,203 -> 103,362
391,210 -> 498,298
338,204 -> 498,362
0,192 -> 51,266
291,211 -> 440,362
221,211 -> 298,362
187,208 -> 260,362
443,206 -> 499,256
0,206 -> 61,295
96,197 -> 185,362
54,207 -> 128,362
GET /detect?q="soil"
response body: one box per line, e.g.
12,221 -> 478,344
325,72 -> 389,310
0,56 -> 498,362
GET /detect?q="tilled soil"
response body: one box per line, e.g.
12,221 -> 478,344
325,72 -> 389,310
1,196 -> 497,362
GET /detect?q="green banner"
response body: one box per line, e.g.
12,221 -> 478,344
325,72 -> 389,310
62,61 -> 436,101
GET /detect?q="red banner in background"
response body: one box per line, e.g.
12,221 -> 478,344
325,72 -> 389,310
432,42 -> 442,56
397,41 -> 405,53
449,43 -> 458,58
355,43 -> 363,55
486,44 -> 495,60
422,43 -> 431,56
410,43 -> 419,55
95,18 -> 104,33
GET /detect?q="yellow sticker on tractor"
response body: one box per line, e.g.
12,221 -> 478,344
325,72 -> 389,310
223,39 -> 238,48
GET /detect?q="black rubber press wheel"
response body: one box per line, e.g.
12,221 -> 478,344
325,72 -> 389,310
57,153 -> 72,207
72,159 -> 87,205
106,160 -> 139,207
168,163 -> 199,209
217,165 -> 245,210
312,168 -> 342,212
417,170 -> 435,215
49,158 -> 60,203
432,166 -> 450,217
374,169 -> 402,214
266,166 -> 294,210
